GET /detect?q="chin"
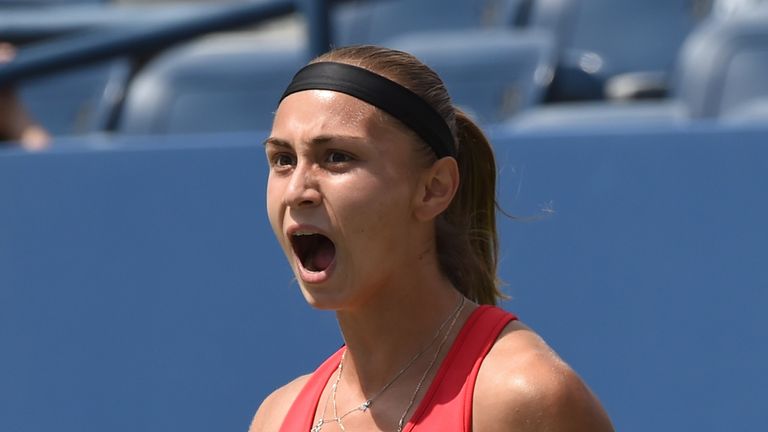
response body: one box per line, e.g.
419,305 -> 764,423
297,281 -> 350,311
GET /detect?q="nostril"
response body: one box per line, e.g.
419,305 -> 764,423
285,185 -> 321,208
286,193 -> 321,208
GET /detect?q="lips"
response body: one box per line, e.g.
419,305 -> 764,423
290,230 -> 336,273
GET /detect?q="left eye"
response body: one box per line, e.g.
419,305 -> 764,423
327,152 -> 352,163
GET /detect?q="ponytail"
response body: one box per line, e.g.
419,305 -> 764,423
436,109 -> 505,305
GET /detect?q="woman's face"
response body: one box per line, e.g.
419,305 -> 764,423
266,90 -> 429,309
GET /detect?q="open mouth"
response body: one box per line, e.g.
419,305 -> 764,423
290,232 -> 336,272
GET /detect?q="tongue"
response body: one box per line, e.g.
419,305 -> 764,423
308,245 -> 334,272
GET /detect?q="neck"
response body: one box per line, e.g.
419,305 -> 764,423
335,267 -> 470,394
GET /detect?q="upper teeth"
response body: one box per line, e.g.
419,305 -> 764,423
293,231 -> 317,236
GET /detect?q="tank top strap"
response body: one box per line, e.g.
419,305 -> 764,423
278,346 -> 345,432
404,305 -> 517,432
278,306 -> 517,432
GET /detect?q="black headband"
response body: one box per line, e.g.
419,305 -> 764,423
280,62 -> 456,158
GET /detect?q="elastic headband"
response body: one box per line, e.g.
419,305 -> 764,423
280,62 -> 456,158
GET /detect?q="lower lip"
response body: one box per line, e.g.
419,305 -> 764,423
296,257 -> 337,284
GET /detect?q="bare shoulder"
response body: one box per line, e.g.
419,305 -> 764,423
249,374 -> 311,432
474,320 -> 614,432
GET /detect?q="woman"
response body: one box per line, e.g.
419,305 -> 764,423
252,45 -> 614,431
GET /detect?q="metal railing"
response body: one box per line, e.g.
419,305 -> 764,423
0,0 -> 338,87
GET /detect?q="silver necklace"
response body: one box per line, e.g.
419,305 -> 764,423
311,295 -> 466,432
396,296 -> 465,432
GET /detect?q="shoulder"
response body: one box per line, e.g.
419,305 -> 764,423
248,374 -> 311,432
473,320 -> 614,432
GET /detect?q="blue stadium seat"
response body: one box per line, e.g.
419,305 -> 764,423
118,40 -> 306,135
120,27 -> 555,133
507,100 -> 689,132
332,0 -> 525,46
528,0 -> 705,101
386,28 -> 555,123
1,2 -> 279,137
510,6 -> 768,130
18,58 -> 130,135
722,99 -> 768,124
5,1 -> 544,137
674,6 -> 768,118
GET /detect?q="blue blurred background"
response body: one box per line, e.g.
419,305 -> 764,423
1,0 -> 767,431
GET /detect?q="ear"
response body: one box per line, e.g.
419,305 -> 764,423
413,157 -> 460,222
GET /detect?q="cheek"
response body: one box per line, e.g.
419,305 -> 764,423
335,176 -> 412,235
265,176 -> 284,233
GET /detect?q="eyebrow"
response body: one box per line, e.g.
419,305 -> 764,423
263,135 -> 366,148
263,137 -> 290,148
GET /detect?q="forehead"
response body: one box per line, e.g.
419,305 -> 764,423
272,90 -> 379,136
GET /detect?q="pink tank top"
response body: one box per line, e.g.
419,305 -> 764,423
279,305 -> 517,431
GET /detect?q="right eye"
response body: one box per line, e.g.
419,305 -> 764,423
271,153 -> 296,168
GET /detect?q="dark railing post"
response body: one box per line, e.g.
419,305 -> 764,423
299,0 -> 332,58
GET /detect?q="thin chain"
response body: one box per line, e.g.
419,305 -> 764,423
396,296 -> 465,432
311,294 -> 465,432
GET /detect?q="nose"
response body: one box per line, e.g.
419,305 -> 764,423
283,162 -> 322,208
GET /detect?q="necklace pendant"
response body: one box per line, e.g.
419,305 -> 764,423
360,400 -> 371,411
